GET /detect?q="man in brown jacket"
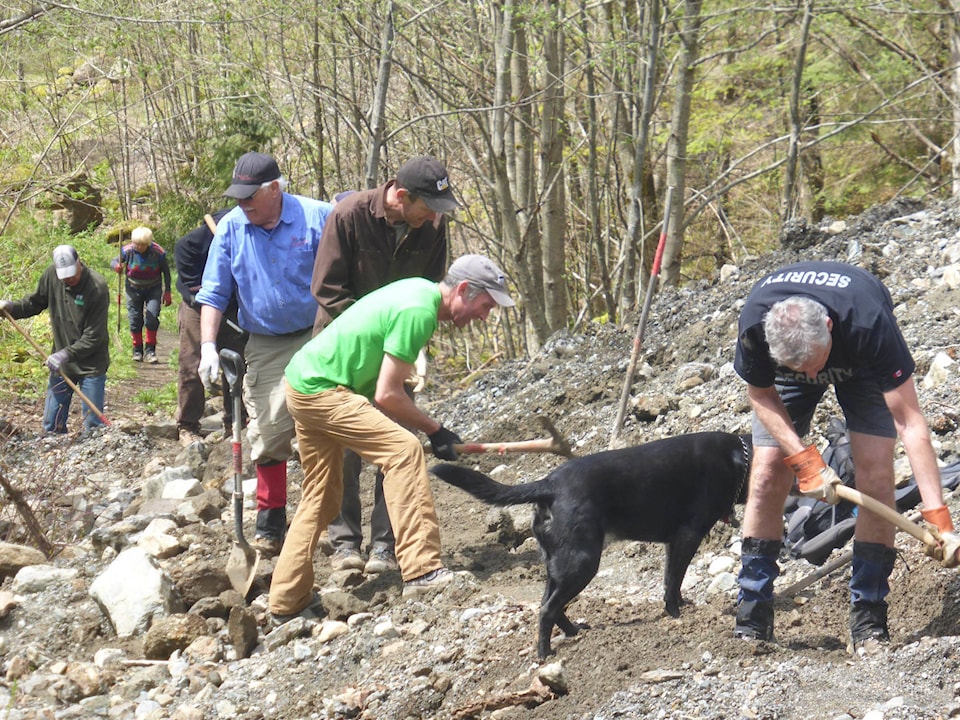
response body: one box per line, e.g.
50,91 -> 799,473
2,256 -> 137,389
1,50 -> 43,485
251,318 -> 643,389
310,156 -> 456,574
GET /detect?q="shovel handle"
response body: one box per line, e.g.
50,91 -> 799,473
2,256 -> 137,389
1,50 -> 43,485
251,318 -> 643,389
219,348 -> 244,394
832,484 -> 939,549
2,309 -> 110,426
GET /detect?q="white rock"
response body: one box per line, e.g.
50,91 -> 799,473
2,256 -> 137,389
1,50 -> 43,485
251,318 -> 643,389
720,264 -> 740,283
707,556 -> 735,575
923,351 -> 954,389
346,612 -> 374,628
93,647 -> 126,668
318,620 -> 349,643
12,565 -> 78,594
537,660 -> 568,694
88,547 -> 178,638
161,478 -> 203,499
374,619 -> 400,639
705,572 -> 737,595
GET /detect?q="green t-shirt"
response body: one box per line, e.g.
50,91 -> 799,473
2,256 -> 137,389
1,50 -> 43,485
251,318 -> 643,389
286,277 -> 440,398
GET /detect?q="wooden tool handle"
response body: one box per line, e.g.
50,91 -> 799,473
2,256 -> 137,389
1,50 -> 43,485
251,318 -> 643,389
833,484 -> 938,549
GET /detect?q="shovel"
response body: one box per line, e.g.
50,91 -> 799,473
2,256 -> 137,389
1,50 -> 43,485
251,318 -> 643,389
219,348 -> 259,596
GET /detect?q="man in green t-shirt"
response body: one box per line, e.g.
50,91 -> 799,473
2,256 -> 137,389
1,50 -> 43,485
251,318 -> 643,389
270,255 -> 515,621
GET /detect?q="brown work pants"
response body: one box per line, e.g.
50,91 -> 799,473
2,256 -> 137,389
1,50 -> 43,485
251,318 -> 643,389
269,384 -> 442,615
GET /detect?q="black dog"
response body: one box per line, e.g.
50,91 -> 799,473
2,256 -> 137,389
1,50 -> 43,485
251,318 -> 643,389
431,431 -> 752,658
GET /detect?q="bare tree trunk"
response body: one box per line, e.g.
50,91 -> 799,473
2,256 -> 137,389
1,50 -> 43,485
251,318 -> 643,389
661,0 -> 703,287
782,0 -> 814,223
951,0 -> 960,198
800,91 -> 825,221
364,0 -> 396,188
540,0 -> 567,334
489,0 -> 550,344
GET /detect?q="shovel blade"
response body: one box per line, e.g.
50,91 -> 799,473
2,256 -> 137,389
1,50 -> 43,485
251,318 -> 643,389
226,542 -> 260,596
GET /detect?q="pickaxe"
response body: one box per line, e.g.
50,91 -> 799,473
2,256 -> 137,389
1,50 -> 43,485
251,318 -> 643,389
427,416 -> 574,459
798,475 -> 958,567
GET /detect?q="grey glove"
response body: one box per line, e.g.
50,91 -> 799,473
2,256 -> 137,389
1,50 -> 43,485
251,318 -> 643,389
45,349 -> 70,372
428,426 -> 463,461
0,300 -> 11,316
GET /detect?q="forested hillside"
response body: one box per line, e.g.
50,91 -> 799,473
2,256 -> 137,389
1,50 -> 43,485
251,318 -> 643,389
1,0 -> 958,359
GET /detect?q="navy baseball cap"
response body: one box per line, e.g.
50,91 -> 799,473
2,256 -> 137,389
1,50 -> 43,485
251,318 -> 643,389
224,152 -> 281,199
396,156 -> 460,213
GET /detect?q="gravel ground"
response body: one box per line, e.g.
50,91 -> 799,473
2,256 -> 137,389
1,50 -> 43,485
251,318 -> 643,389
1,196 -> 960,719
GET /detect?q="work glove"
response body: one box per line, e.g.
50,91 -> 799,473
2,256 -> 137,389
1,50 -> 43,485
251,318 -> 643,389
428,426 -> 463,461
162,291 -> 172,307
408,349 -> 428,393
921,506 -> 960,568
0,300 -> 11,316
784,445 -> 842,497
198,341 -> 220,390
45,349 -> 70,372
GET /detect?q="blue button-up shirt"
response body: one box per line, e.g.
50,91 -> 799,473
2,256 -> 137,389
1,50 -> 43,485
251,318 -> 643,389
197,193 -> 332,336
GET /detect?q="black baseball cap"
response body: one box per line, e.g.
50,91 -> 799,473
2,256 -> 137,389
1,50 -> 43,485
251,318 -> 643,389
396,156 -> 460,213
224,152 -> 281,199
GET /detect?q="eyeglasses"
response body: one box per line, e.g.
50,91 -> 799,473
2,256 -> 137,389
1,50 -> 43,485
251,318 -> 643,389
245,183 -> 272,202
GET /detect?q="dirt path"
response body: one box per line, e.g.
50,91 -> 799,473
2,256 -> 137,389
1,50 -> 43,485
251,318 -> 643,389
102,326 -> 180,424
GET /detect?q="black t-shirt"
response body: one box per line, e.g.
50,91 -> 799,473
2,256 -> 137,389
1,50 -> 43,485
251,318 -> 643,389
734,261 -> 914,391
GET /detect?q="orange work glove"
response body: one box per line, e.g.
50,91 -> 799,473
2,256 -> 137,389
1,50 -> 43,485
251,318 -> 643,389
922,506 -> 959,568
783,445 -> 837,494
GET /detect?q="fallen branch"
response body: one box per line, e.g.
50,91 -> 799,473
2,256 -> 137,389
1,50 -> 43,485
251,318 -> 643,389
449,678 -> 556,719
0,470 -> 55,558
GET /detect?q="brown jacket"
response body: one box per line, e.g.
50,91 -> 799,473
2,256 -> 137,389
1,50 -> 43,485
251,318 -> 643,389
310,180 -> 448,334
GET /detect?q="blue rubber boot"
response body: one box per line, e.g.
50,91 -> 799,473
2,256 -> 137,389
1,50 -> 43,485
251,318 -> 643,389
849,540 -> 895,651
735,537 -> 781,640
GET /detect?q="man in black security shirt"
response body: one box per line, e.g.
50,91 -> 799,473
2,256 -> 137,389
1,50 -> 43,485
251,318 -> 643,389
733,261 -> 958,651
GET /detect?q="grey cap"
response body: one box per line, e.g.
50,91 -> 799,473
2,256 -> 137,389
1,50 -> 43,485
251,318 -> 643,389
224,152 -> 281,199
52,244 -> 79,279
447,254 -> 515,307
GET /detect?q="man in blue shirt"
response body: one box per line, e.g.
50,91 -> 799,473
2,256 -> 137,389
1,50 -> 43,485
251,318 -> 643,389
196,152 -> 332,556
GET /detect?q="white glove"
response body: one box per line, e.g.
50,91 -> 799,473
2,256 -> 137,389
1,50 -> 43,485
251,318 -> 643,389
0,300 -> 11,316
411,349 -> 428,393
198,341 -> 220,390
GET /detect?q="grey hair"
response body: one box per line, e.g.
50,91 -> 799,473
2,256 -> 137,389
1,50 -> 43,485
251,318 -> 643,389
763,296 -> 830,368
262,177 -> 288,192
441,272 -> 486,300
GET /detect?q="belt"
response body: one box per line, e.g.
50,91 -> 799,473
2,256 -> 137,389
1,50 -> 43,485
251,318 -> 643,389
275,326 -> 313,338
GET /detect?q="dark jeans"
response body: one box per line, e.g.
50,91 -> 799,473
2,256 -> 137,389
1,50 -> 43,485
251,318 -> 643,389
43,373 -> 106,433
126,284 -> 163,335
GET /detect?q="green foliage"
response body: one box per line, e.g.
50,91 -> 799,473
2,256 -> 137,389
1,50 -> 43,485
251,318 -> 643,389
131,381 -> 178,415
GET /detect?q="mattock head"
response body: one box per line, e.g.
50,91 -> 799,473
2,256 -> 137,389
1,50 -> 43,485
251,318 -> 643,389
537,416 -> 575,458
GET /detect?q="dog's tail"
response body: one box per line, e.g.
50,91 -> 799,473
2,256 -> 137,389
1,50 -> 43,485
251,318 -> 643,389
431,463 -> 551,506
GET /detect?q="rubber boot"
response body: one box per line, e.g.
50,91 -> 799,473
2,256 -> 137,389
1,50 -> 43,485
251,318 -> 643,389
132,332 -> 143,362
849,540 -> 895,650
253,461 -> 288,555
735,537 -> 781,640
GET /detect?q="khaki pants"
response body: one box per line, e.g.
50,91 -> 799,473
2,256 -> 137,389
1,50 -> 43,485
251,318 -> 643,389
243,331 -> 310,464
269,384 -> 442,614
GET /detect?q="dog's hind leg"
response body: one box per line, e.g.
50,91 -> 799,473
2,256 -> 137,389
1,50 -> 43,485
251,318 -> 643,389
538,542 -> 602,658
663,526 -> 707,617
